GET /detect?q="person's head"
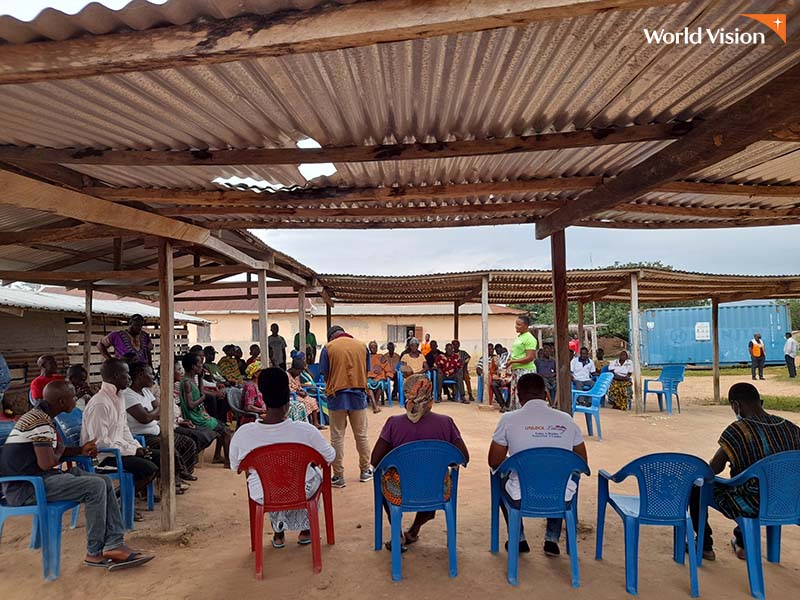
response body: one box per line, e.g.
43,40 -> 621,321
403,374 -> 434,424
515,314 -> 531,334
101,358 -> 130,391
596,348 -> 605,360
305,320 -> 312,332
271,323 -> 279,334
424,333 -> 430,342
541,346 -> 551,359
249,344 -> 260,358
786,332 -> 793,340
487,343 -> 495,357
234,346 -> 243,359
387,342 -> 396,355
444,342 -> 454,356
258,367 -> 291,414
494,344 -> 504,355
66,364 -> 87,386
327,325 -> 345,341
408,337 -> 420,353
618,350 -> 629,363
37,354 -> 58,375
288,356 -> 306,376
579,347 -> 589,360
189,344 -> 203,355
128,314 -> 145,336
368,340 -> 378,355
182,352 -> 204,375
222,344 -> 235,357
203,345 -> 217,363
174,357 -> 185,381
452,339 -> 461,351
41,380 -> 77,416
516,373 -> 547,405
407,328 -> 414,339
728,382 -> 763,418
429,340 -> 438,352
129,362 -> 154,389
245,361 -> 262,381
754,332 -> 762,341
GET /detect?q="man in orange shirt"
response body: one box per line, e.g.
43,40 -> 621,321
748,332 -> 766,381
420,333 -> 432,357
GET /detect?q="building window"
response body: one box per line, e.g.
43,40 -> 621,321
197,323 -> 211,343
387,324 -> 417,344
251,319 -> 260,341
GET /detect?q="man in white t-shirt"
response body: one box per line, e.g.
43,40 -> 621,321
488,373 -> 587,557
570,346 -> 596,407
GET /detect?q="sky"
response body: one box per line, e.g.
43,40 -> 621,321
3,1 -> 798,277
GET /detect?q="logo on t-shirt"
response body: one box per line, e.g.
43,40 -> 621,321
524,424 -> 568,438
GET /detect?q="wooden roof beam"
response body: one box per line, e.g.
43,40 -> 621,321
0,224 -> 125,246
0,265 -> 250,284
535,62 -> 800,239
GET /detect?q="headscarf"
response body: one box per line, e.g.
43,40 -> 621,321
245,360 -> 262,380
290,357 -> 305,371
403,374 -> 434,424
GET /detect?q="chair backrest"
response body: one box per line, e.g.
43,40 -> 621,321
377,440 -> 467,509
227,387 -> 245,413
737,451 -> 800,523
616,452 -> 713,522
600,365 -> 609,373
307,364 -> 321,382
54,408 -> 83,447
659,365 -> 686,383
0,420 -> 16,445
239,443 -> 327,510
499,448 -> 590,513
591,372 -> 614,396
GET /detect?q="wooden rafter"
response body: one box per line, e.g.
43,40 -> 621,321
535,62 -> 800,239
0,224 -> 122,246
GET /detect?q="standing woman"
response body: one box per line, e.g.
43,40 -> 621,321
97,314 -> 153,366
504,315 -> 538,411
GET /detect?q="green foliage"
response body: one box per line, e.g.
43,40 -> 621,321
784,299 -> 800,330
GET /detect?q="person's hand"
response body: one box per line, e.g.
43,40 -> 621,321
152,397 -> 160,409
81,439 -> 98,458
135,447 -> 152,458
55,435 -> 65,457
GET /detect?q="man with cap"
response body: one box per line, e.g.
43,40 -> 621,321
319,325 -> 372,488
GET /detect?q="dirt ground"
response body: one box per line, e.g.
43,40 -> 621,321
2,383 -> 800,600
678,371 -> 799,405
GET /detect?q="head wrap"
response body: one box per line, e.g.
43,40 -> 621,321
403,374 -> 434,424
408,337 -> 420,347
245,361 -> 262,380
290,356 -> 305,371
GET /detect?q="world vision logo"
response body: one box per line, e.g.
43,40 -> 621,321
643,13 -> 787,45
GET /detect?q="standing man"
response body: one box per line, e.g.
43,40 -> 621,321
784,332 -> 797,378
268,323 -> 288,370
453,340 -> 475,403
420,333 -> 432,358
749,333 -> 766,381
319,325 -> 372,488
294,320 -> 318,365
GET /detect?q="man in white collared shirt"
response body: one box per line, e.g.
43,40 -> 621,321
488,373 -> 587,557
785,332 -> 798,378
82,359 -> 159,498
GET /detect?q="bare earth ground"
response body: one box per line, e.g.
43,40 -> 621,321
1,375 -> 799,600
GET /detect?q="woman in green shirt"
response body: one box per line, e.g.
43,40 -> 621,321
180,352 -> 232,467
506,315 -> 538,411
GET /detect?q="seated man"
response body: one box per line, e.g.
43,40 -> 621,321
30,354 -> 65,406
533,347 -> 557,406
488,373 -> 587,556
229,368 -> 335,548
67,364 -> 95,408
424,340 -> 443,370
570,347 -> 596,407
452,340 -> 475,403
477,343 -> 505,407
434,343 -> 464,403
367,341 -> 388,407
691,383 -> 800,561
82,359 -> 160,516
370,374 -> 469,551
0,380 -> 153,569
382,342 -> 401,403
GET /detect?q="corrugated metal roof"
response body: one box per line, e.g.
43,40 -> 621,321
0,285 -> 206,322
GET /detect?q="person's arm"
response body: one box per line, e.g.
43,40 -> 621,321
709,447 -> 728,475
182,379 -> 204,409
127,403 -> 158,424
507,349 -> 536,369
319,347 -> 330,380
370,437 -> 392,467
97,333 -> 114,360
488,441 -> 508,471
82,403 -> 116,449
452,436 -> 470,464
33,439 -> 65,471
307,426 -> 336,464
572,442 -> 588,464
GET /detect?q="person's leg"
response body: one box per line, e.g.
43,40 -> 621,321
456,370 -> 466,403
759,356 -> 766,379
407,511 -> 436,540
789,355 -> 797,378
174,432 -> 199,476
120,455 -> 159,494
329,410 -> 348,478
464,370 -> 474,401
751,357 -> 757,380
435,367 -> 444,401
491,381 -> 505,406
689,486 -> 714,554
349,408 -> 372,476
545,518 -> 563,544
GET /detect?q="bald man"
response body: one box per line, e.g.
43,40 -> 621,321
0,380 -> 153,569
29,354 -> 65,406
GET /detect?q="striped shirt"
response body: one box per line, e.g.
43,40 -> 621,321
0,408 -> 59,505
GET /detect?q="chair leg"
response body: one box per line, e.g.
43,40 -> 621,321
657,392 -> 664,413
739,518 -> 765,600
594,411 -> 602,440
323,487 -> 335,545
254,504 -> 265,580
146,481 -> 155,511
595,499 -> 607,560
766,525 -> 781,564
307,499 -> 323,574
248,499 -> 257,552
70,505 -> 79,529
445,503 -> 458,578
390,506 -> 403,582
29,515 -> 40,549
665,392 -> 673,415
623,517 -> 640,595
507,506 -> 521,586
585,413 -> 593,437
374,480 -> 383,551
564,509 -> 580,588
45,506 -> 65,581
673,524 -> 685,564
685,514 -> 700,598
490,476 -> 500,554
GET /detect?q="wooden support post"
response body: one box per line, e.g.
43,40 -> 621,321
536,328 -> 543,346
257,270 -> 269,361
630,272 -> 643,414
551,231 -> 571,414
192,254 -> 200,286
481,275 -> 490,407
453,301 -> 460,340
590,301 -> 599,354
112,237 -> 122,270
158,239 -> 176,531
577,303 -> 585,353
83,284 -> 92,374
712,297 -> 721,404
326,302 -> 332,334
297,287 -> 306,355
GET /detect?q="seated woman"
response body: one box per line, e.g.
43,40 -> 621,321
217,345 -> 244,386
607,350 -> 633,410
287,357 -> 326,429
229,368 -> 336,548
370,374 -> 469,552
368,340 -> 389,407
240,361 -> 267,424
172,358 -> 217,465
399,338 -> 428,377
180,352 -> 232,467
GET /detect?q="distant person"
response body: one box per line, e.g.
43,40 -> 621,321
784,332 -> 797,378
294,320 -> 318,365
400,339 -> 429,376
268,324 -> 288,370
424,340 -> 442,370
218,345 -> 244,386
234,346 -> 247,376
434,343 -> 464,403
690,383 -> 800,561
0,350 -> 11,417
97,314 -> 152,366
533,347 -> 557,405
420,333 -> 432,358
594,348 -> 609,374
67,364 -> 95,407
570,347 -> 596,407
453,340 -> 475,403
607,351 -> 633,411
568,334 -> 580,356
30,354 -> 65,406
505,315 -> 538,410
749,332 -> 766,381
246,344 -> 261,367
383,342 -> 402,403
477,343 -> 509,410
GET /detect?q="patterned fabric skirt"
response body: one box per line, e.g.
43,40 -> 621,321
296,393 -> 319,415
288,400 -> 309,423
382,467 -> 451,506
143,432 -> 198,474
268,466 -> 323,532
510,368 -> 536,410
608,380 -> 632,410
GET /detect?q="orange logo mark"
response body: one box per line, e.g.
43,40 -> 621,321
740,13 -> 787,43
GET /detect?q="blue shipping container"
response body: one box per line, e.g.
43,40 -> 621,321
635,301 -> 791,367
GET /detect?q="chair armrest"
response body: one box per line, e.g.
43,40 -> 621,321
598,468 -> 626,483
133,434 -> 146,447
0,475 -> 48,506
98,447 -> 125,470
714,470 -> 754,488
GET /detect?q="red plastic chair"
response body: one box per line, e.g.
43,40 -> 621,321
238,443 -> 334,579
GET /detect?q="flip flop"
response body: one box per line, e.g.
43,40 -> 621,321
384,541 -> 408,553
298,538 -> 312,546
403,531 -> 419,545
106,553 -> 154,571
84,558 -> 114,568
271,538 -> 286,549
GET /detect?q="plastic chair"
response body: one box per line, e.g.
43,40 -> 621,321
368,377 -> 392,407
0,421 -> 80,581
596,453 -> 714,597
572,373 -> 613,439
373,440 -> 467,581
431,370 -> 461,402
490,448 -> 591,587
643,366 -> 685,415
54,408 -> 136,530
132,434 -> 155,512
238,443 -> 334,579
712,451 -> 800,600
307,363 -> 321,381
396,369 -> 433,407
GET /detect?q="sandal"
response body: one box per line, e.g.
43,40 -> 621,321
134,511 -> 145,522
384,540 -> 408,553
271,538 -> 286,549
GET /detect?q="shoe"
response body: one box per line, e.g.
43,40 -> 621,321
331,475 -> 346,488
731,539 -> 746,560
543,541 -> 560,557
759,377 -> 766,381
360,468 -> 374,482
703,548 -> 716,561
504,540 -> 530,554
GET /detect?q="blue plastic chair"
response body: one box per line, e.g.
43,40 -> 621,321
596,453 -> 714,597
643,366 -> 685,415
712,451 -> 800,600
431,370 -> 460,402
0,420 -> 80,581
373,440 -> 467,581
54,408 -> 136,530
133,435 -> 155,512
396,369 -> 433,407
307,363 -> 321,381
368,377 -> 392,407
572,373 -> 613,439
490,448 -> 591,587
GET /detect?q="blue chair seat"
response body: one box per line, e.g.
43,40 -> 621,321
643,366 -> 685,415
608,494 -> 641,518
572,373 -> 613,439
